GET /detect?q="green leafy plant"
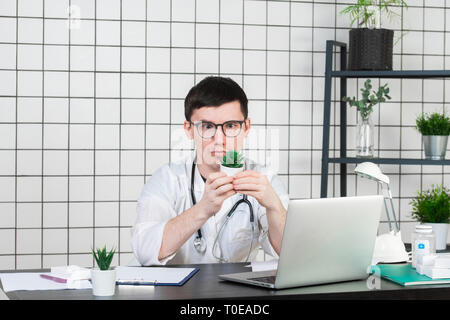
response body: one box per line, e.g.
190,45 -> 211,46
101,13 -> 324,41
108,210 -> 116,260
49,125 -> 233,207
342,79 -> 391,120
92,246 -> 115,271
221,150 -> 244,168
415,112 -> 450,136
410,185 -> 450,224
340,0 -> 408,29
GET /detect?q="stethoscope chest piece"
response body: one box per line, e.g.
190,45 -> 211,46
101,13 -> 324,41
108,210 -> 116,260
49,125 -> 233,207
193,235 -> 207,253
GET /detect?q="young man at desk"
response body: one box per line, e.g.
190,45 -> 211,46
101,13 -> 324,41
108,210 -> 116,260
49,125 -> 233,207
131,76 -> 289,266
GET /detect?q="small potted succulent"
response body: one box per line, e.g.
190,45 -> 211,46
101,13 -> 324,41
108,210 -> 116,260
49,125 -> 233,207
342,79 -> 391,158
91,246 -> 116,296
220,150 -> 245,176
415,112 -> 450,160
411,185 -> 450,250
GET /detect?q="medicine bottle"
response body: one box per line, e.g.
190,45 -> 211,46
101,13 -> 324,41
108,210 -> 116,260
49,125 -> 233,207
411,225 -> 436,268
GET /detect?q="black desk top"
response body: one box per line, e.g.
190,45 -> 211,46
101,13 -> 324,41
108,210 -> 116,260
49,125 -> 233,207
3,262 -> 450,300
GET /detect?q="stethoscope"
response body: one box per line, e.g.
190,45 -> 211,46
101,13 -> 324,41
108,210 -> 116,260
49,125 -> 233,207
190,158 -> 255,262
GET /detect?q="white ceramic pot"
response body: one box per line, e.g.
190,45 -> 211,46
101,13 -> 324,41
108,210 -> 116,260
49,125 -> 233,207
424,223 -> 449,250
220,164 -> 244,177
91,268 -> 116,296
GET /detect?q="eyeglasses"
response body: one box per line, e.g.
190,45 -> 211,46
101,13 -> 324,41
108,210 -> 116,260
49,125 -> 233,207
190,120 -> 246,139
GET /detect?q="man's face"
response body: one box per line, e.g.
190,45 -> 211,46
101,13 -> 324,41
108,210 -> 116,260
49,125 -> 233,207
184,100 -> 251,167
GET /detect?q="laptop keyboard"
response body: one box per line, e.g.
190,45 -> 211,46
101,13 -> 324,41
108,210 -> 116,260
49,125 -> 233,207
248,276 -> 276,284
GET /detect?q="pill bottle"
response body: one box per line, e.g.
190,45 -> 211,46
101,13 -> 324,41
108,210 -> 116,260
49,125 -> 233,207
411,225 -> 436,268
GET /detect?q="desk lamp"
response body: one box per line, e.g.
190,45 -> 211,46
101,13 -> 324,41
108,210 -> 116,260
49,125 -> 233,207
354,162 -> 409,264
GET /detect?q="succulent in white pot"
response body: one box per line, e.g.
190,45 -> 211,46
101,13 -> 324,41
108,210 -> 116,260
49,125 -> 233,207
220,150 -> 245,176
91,246 -> 116,296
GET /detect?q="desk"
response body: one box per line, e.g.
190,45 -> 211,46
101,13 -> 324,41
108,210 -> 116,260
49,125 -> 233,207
3,262 -> 450,300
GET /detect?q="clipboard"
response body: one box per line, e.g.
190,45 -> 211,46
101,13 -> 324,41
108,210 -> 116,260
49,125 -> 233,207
115,266 -> 199,286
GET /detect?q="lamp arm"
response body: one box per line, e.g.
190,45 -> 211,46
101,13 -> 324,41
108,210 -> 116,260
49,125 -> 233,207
381,183 -> 399,233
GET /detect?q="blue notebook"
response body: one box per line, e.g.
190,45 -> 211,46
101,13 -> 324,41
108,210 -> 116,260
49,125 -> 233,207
115,266 -> 199,286
372,263 -> 450,286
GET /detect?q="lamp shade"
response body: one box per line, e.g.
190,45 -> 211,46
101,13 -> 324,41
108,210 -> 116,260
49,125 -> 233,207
354,162 -> 390,184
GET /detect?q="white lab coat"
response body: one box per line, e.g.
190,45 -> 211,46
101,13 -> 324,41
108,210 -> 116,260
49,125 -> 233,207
131,154 -> 289,266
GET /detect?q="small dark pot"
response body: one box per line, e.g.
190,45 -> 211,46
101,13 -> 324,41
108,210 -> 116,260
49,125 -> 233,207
348,28 -> 394,71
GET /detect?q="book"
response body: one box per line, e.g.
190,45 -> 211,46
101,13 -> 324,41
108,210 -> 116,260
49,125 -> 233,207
115,266 -> 199,286
372,263 -> 450,286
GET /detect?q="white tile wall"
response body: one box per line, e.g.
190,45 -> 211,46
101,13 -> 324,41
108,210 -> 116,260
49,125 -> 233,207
0,0 -> 449,270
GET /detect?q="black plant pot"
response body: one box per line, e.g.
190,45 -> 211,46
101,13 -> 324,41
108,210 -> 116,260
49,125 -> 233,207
348,28 -> 394,71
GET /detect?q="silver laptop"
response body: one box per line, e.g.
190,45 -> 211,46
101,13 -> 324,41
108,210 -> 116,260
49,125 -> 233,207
219,195 -> 383,289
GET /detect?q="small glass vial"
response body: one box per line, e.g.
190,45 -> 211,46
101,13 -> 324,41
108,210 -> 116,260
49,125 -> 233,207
411,225 -> 436,268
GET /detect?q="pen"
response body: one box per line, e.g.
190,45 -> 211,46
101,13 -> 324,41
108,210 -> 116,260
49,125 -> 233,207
40,274 -> 67,283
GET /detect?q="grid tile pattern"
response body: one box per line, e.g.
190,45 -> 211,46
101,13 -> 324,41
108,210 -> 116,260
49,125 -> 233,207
0,0 -> 449,270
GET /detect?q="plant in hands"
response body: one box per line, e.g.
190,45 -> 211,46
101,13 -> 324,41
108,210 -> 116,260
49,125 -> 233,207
342,79 -> 391,120
221,150 -> 244,168
92,246 -> 115,270
232,170 -> 281,211
199,172 -> 236,218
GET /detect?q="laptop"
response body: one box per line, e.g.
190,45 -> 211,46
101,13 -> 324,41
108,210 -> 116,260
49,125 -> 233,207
219,195 -> 383,289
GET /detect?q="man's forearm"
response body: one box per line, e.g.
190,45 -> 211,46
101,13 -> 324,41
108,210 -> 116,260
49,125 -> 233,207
158,203 -> 209,261
266,198 -> 287,256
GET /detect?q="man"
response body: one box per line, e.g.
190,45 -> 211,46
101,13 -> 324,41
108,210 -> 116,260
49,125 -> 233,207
131,76 -> 288,265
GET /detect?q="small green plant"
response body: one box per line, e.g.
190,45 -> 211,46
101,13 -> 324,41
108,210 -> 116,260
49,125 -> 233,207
340,0 -> 408,28
410,185 -> 450,224
92,246 -> 115,270
342,79 -> 391,120
415,112 -> 450,136
221,150 -> 244,168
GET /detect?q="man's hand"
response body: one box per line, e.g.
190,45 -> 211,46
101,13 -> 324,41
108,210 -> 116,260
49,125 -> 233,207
231,170 -> 279,211
198,172 -> 236,218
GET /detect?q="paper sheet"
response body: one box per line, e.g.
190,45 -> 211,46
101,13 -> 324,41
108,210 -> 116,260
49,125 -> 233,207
245,259 -> 279,272
115,266 -> 197,284
0,272 -> 92,293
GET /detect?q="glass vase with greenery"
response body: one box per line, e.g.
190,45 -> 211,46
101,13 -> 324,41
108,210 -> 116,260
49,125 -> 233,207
342,79 -> 391,157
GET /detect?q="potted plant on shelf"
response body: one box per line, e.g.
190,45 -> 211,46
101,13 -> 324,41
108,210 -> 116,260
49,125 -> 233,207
220,150 -> 245,176
415,112 -> 450,160
91,246 -> 116,296
411,184 -> 450,250
340,0 -> 408,70
342,79 -> 391,158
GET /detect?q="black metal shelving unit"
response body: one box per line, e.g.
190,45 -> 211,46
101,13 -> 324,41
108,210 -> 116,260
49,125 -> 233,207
320,40 -> 450,198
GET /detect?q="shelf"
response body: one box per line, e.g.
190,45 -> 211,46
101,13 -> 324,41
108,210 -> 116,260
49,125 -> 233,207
328,157 -> 450,166
321,40 -> 450,198
330,70 -> 450,79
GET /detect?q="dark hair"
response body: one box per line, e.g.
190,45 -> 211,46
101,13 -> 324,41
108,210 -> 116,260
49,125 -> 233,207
184,76 -> 248,121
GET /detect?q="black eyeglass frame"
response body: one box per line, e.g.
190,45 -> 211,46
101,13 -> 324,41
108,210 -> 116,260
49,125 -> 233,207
189,120 -> 247,139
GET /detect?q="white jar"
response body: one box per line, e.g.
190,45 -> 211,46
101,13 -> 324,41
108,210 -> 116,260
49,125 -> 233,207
411,225 -> 436,268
